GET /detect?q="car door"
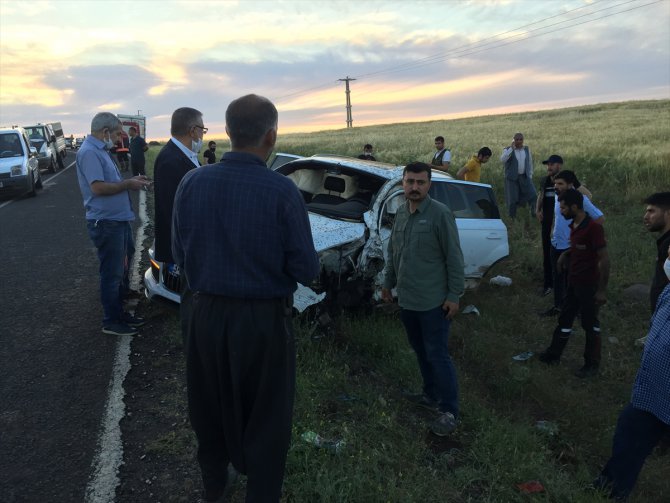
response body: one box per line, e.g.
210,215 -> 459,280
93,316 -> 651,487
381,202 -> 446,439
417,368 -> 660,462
429,180 -> 509,286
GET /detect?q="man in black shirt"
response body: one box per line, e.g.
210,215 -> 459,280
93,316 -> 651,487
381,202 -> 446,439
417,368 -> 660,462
643,192 -> 670,312
203,140 -> 217,164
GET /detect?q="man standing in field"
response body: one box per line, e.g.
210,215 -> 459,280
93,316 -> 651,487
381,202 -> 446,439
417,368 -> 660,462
535,156 -> 592,297
76,112 -> 151,336
358,143 -> 376,161
203,140 -> 217,164
540,170 -> 602,317
499,132 -> 536,218
431,136 -> 451,172
595,246 -> 670,500
128,126 -> 148,176
539,189 -> 610,378
381,161 -> 464,436
172,94 -> 319,502
456,146 -> 491,182
643,192 -> 670,312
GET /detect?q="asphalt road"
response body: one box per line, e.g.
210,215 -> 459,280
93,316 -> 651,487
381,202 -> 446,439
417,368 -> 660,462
0,152 -> 140,502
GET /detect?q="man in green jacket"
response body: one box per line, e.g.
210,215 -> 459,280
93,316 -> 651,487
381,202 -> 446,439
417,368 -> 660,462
382,162 -> 465,436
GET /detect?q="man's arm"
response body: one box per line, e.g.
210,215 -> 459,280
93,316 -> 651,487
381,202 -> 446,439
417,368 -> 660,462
438,209 -> 465,318
595,247 -> 610,305
500,145 -> 514,163
577,185 -> 592,199
281,185 -> 320,285
91,176 -> 151,195
381,217 -> 398,303
141,137 -> 148,152
456,166 -> 467,180
535,189 -> 544,221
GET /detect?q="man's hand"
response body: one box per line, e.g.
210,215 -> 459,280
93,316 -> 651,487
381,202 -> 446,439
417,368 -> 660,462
126,175 -> 152,191
557,253 -> 568,273
536,209 -> 543,222
381,287 -> 393,303
442,300 -> 459,320
595,289 -> 607,306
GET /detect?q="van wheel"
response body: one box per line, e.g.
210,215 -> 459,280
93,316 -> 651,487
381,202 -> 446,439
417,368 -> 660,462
36,170 -> 43,189
57,152 -> 65,170
48,156 -> 57,173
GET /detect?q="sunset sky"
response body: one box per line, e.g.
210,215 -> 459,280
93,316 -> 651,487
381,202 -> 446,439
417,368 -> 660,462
1,0 -> 668,139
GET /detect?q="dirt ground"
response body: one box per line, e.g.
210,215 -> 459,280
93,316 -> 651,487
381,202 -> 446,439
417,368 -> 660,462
116,299 -> 203,503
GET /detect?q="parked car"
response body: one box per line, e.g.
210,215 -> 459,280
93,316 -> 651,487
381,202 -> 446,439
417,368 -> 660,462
74,137 -> 85,150
65,137 -> 74,149
0,127 -> 42,197
23,123 -> 65,172
144,155 -> 509,311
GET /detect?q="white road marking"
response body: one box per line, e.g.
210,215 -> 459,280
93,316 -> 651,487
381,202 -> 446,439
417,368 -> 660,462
85,189 -> 149,503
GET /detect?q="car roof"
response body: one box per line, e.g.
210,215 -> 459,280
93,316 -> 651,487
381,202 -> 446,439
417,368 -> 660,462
297,154 -> 456,181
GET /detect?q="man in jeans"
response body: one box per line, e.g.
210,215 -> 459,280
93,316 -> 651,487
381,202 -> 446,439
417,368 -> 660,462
76,112 -> 152,336
382,161 -> 464,436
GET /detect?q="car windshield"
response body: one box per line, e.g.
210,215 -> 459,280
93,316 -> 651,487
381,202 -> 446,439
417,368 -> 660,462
25,127 -> 45,140
0,133 -> 24,158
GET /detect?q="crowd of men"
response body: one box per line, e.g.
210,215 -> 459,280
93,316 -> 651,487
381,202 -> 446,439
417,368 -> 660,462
73,102 -> 668,502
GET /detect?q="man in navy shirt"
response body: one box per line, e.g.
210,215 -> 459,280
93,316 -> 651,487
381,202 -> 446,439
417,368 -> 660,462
595,247 -> 670,500
76,112 -> 152,336
172,94 -> 319,502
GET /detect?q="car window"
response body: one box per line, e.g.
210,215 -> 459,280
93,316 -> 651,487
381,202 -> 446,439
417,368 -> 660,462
429,181 -> 500,219
0,133 -> 24,158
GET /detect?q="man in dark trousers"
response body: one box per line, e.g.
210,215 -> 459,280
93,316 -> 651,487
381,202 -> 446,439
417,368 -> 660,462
499,132 -> 536,218
154,107 -> 204,342
595,247 -> 670,500
128,126 -> 148,176
172,94 -> 319,502
539,189 -> 610,378
381,162 -> 464,437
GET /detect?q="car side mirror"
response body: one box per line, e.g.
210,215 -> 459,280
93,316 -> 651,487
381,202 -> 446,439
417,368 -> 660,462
30,146 -> 38,156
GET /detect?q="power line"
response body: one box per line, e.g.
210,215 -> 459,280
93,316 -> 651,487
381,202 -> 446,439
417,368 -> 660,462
274,0 -> 660,106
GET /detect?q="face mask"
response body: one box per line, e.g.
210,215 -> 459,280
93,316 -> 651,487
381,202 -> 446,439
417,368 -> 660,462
191,138 -> 203,153
103,132 -> 114,150
664,258 -> 670,281
210,147 -> 216,152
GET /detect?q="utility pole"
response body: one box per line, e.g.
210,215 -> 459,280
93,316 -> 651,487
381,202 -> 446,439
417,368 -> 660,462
338,76 -> 356,128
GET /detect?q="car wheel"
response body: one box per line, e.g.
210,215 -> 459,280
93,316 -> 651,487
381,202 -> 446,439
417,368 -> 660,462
28,172 -> 37,197
57,152 -> 65,170
35,169 -> 43,189
48,155 -> 56,173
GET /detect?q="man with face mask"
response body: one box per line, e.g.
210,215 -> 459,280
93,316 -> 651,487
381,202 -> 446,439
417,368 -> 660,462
76,112 -> 152,336
172,94 -> 319,502
153,108 -> 204,345
594,245 -> 670,500
153,107 -> 204,267
203,140 -> 217,164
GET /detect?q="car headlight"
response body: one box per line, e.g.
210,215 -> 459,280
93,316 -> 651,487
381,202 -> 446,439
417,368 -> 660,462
10,164 -> 25,176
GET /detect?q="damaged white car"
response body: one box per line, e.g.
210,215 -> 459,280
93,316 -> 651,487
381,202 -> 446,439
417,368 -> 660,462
144,155 -> 509,311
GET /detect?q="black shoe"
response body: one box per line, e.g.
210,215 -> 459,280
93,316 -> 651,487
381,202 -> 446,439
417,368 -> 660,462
402,392 -> 439,412
538,351 -> 561,365
574,365 -> 599,378
539,307 -> 561,317
102,323 -> 138,336
121,313 -> 146,328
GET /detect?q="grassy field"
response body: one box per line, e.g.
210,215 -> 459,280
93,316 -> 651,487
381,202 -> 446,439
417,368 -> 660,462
140,99 -> 670,502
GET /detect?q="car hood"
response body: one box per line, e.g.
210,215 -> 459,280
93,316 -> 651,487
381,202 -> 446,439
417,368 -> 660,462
0,157 -> 25,172
293,213 -> 367,313
308,212 -> 366,252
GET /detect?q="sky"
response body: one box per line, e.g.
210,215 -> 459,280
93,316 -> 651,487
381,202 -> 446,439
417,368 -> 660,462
1,0 -> 669,139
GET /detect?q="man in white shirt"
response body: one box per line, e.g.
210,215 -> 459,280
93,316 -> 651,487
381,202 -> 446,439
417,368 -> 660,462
500,132 -> 537,218
431,136 -> 451,172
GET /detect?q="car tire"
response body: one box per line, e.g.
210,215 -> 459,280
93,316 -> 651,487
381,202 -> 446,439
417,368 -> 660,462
28,172 -> 37,197
48,155 -> 57,173
57,151 -> 65,170
35,170 -> 43,189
